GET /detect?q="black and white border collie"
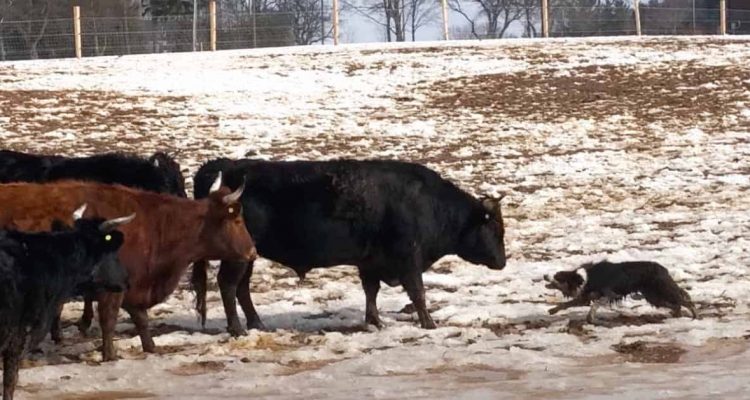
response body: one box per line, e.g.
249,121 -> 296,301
544,260 -> 698,323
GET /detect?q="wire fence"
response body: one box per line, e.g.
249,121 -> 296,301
0,1 -> 748,62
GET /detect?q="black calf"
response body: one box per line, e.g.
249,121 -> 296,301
0,212 -> 130,400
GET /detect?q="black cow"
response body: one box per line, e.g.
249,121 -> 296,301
0,149 -> 187,338
0,150 -> 187,197
0,210 -> 131,400
191,159 -> 507,335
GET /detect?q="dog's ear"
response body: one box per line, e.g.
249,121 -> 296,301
570,272 -> 585,289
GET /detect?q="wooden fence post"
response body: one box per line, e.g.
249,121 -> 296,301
720,0 -> 727,35
441,0 -> 450,40
73,6 -> 82,58
541,0 -> 549,38
210,0 -> 217,51
633,0 -> 641,36
333,0 -> 340,45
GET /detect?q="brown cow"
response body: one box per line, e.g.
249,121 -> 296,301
0,177 -> 256,361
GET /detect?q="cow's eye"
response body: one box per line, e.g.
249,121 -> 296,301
484,213 -> 490,221
104,234 -> 112,241
228,207 -> 234,214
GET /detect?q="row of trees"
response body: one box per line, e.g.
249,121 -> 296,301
0,0 -> 728,60
354,0 -> 721,40
141,0 -> 332,45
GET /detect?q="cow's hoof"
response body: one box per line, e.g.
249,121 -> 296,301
101,349 -> 118,362
227,325 -> 247,337
77,323 -> 92,337
247,319 -> 267,332
365,316 -> 383,329
399,303 -> 416,314
421,319 -> 437,330
51,333 -> 63,345
142,340 -> 156,354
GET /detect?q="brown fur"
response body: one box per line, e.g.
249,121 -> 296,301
0,181 -> 256,360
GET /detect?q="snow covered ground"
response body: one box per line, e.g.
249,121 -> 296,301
1,36 -> 750,399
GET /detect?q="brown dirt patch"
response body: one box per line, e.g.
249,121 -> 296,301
422,61 -> 750,132
57,391 -> 156,400
278,359 -> 339,375
0,89 -> 218,161
426,363 -> 527,381
168,360 -> 226,376
360,46 -> 462,56
562,319 -> 595,339
612,341 -> 686,363
482,319 -> 553,336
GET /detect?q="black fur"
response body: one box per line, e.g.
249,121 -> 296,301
191,158 -> 507,334
0,219 -> 127,400
546,260 -> 698,323
0,150 -> 186,197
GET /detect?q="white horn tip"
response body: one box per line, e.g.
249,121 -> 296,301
73,203 -> 88,220
209,171 -> 223,193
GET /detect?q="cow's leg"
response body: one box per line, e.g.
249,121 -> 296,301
218,260 -> 250,337
3,351 -> 20,400
50,302 -> 65,344
236,260 -> 266,331
2,335 -> 24,400
400,270 -> 436,329
78,293 -> 95,336
98,292 -> 124,361
124,306 -> 155,354
548,295 -> 591,315
190,260 -> 209,328
359,270 -> 382,328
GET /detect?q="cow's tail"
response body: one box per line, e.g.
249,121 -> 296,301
190,161 -> 226,328
191,259 -> 209,328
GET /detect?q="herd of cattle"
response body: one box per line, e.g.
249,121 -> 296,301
0,149 -> 698,400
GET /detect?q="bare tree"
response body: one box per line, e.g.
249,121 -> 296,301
519,0 -> 537,37
276,0 -> 332,44
407,0 -> 437,40
343,0 -> 435,41
551,0 -> 632,36
449,0 -> 524,39
2,0 -> 57,59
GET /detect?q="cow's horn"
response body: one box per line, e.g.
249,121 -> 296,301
99,213 -> 136,232
209,171 -> 223,193
73,204 -> 88,221
223,180 -> 245,204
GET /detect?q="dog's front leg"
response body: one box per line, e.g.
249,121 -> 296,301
548,295 -> 590,315
586,297 -> 609,324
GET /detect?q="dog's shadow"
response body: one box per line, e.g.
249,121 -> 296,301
570,313 -> 670,328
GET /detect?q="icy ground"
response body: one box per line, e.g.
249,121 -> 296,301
1,36 -> 750,399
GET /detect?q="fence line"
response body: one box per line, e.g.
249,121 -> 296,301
0,2 -> 747,62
